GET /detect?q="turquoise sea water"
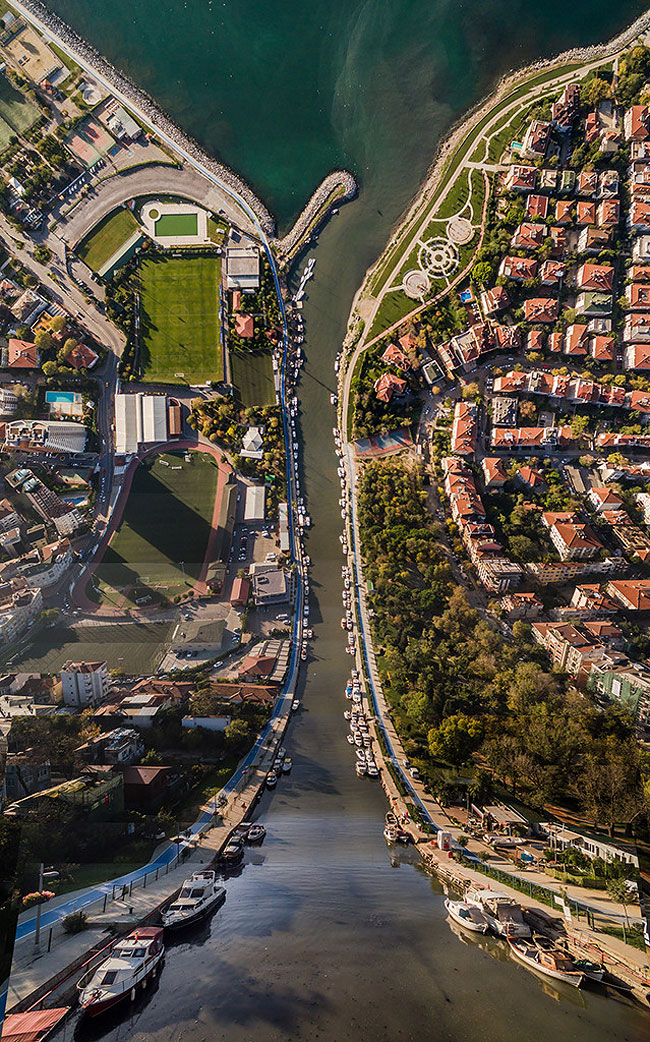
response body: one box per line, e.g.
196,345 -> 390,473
48,0 -> 646,230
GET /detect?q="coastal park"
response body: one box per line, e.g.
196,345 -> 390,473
89,451 -> 222,609
3,619 -> 174,675
137,253 -> 222,384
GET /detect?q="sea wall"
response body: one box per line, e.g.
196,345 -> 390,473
14,0 -> 276,236
277,170 -> 358,263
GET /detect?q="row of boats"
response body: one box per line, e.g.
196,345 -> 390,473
344,673 -> 380,778
444,888 -> 605,989
265,745 -> 292,791
76,819 -> 266,1019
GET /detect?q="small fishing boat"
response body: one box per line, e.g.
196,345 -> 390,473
221,839 -> 244,864
384,826 -> 398,843
346,734 -> 354,744
282,758 -> 292,773
247,824 -> 266,843
266,771 -> 278,789
444,898 -> 489,934
508,939 -> 584,987
356,761 -> 367,777
292,700 -> 300,712
161,872 -> 225,930
77,927 -> 164,1016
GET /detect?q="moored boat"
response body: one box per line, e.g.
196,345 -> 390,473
161,872 -> 225,930
444,898 -> 488,934
465,887 -> 531,938
77,927 -> 164,1016
247,824 -> 266,843
508,938 -> 584,987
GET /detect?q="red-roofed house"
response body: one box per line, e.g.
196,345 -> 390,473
606,579 -> 650,611
588,487 -> 623,512
548,520 -> 603,560
381,343 -> 411,369
374,373 -> 407,402
576,263 -> 614,292
555,199 -> 573,224
498,256 -> 538,281
625,105 -> 650,141
506,165 -> 537,192
512,223 -> 545,250
235,313 -> 254,338
576,201 -> 596,225
230,576 -> 250,606
540,260 -> 566,286
480,285 -> 510,316
627,283 -> 650,311
494,324 -> 521,351
597,199 -> 620,226
578,169 -> 598,196
516,465 -> 545,489
589,335 -> 616,362
524,298 -> 559,323
6,339 -> 39,369
548,331 -> 564,352
527,329 -> 545,352
526,194 -> 549,220
630,199 -> 650,232
451,401 -> 477,456
549,226 -> 567,256
482,457 -> 507,489
564,323 -> 589,356
65,342 -> 99,370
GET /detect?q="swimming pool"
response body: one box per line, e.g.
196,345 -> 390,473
46,391 -> 78,404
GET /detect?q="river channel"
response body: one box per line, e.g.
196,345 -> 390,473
38,1 -> 650,1038
53,203 -> 649,1042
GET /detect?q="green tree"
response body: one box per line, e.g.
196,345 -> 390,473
428,714 -> 483,766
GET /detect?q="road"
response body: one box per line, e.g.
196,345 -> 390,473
55,163 -> 259,248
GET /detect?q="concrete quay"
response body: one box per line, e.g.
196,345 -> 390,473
5,697 -> 295,1016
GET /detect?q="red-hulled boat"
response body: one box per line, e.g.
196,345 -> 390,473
77,926 -> 164,1016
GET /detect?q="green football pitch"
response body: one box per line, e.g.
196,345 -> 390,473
138,254 -> 222,384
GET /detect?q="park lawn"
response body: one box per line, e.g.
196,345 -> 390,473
77,208 -> 140,272
231,350 -> 275,407
4,620 -> 174,674
139,254 -> 222,384
0,74 -> 39,145
155,212 -> 198,236
93,452 -> 219,607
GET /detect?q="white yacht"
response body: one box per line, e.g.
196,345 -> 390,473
77,927 -> 165,1016
161,871 -> 225,930
465,888 -> 531,938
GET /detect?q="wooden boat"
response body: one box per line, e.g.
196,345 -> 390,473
444,898 -> 489,934
385,812 -> 398,827
508,938 -> 584,987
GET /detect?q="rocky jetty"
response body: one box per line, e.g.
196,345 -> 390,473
277,170 -> 357,263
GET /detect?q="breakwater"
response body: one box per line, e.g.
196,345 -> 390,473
12,0 -> 276,236
276,170 -> 358,264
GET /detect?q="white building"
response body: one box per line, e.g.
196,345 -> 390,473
244,484 -> 266,523
114,393 -> 168,454
61,661 -> 110,708
635,492 -> 650,525
226,246 -> 260,291
0,387 -> 18,417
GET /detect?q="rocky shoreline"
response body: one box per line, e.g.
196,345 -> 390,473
14,0 -> 277,235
